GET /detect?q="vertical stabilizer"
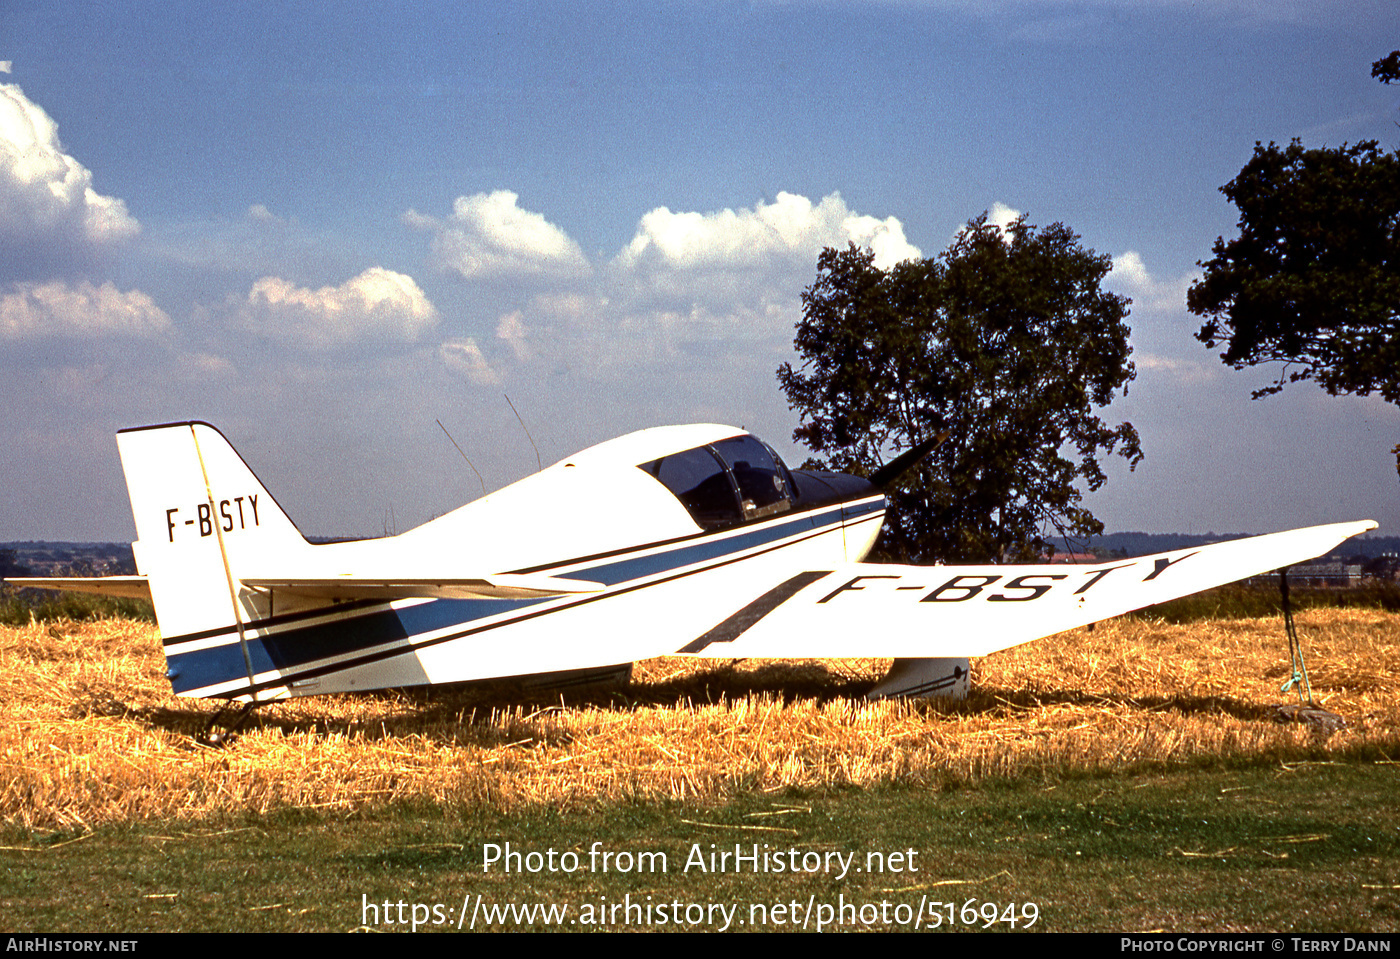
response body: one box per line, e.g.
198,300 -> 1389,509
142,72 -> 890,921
117,422 -> 308,647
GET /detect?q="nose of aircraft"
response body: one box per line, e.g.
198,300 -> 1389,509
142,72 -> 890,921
786,468 -> 879,509
785,429 -> 949,509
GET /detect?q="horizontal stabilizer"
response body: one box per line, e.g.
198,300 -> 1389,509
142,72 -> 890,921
239,573 -> 605,601
5,576 -> 153,601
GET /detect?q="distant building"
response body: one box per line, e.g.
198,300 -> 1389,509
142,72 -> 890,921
1261,558 -> 1365,587
1365,553 -> 1400,583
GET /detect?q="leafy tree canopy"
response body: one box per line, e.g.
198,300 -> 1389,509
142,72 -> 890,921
778,215 -> 1142,564
1187,139 -> 1400,403
1373,49 -> 1400,84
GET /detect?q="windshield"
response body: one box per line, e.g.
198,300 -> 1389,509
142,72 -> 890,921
639,435 -> 793,530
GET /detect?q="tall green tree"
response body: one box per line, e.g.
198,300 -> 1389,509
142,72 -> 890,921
1188,139 -> 1400,402
778,215 -> 1142,564
1189,56 -> 1400,476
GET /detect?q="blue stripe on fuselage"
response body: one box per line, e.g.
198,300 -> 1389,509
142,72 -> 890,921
164,595 -> 542,695
554,503 -> 840,585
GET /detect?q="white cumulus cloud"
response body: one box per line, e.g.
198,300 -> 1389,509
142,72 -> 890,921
1109,251 -> 1194,312
247,203 -> 281,224
423,190 -> 924,385
0,83 -> 139,248
405,190 -> 589,280
616,191 -> 920,273
241,267 -> 438,348
0,280 -> 170,338
495,310 -> 533,362
439,337 -> 501,385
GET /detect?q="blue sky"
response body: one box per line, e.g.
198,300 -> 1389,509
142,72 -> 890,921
2,0 -> 1397,542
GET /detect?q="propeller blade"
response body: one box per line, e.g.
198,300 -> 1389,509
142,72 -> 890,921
868,429 -> 951,490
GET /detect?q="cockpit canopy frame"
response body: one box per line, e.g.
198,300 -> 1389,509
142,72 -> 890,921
639,434 -> 796,531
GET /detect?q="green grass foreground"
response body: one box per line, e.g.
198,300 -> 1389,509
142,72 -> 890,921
3,760 -> 1397,933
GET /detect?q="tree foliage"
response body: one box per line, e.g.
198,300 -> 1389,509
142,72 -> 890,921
1188,139 -> 1400,404
1373,49 -> 1400,84
778,215 -> 1141,564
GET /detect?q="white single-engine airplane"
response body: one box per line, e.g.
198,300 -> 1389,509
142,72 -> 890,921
8,421 -> 1377,707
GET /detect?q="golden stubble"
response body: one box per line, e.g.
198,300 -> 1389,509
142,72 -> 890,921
2,611 -> 1397,829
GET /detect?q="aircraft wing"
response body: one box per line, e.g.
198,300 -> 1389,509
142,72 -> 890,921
239,573 -> 605,601
5,576 -> 153,601
681,519 -> 1378,659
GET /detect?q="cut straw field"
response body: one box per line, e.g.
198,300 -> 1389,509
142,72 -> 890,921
2,609 -> 1398,830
